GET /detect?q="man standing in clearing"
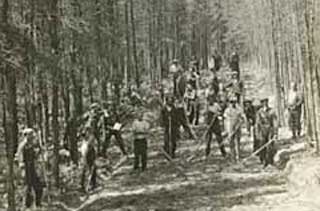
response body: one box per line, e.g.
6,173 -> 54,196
243,99 -> 255,136
161,96 -> 180,158
229,51 -> 240,79
224,98 -> 246,163
212,50 -> 222,72
287,82 -> 303,139
16,128 -> 44,209
80,129 -> 97,192
131,112 -> 151,172
255,98 -> 278,167
205,98 -> 227,158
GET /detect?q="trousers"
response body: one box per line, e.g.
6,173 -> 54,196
134,138 -> 148,171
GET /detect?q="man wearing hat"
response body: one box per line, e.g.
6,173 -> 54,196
170,59 -> 183,98
212,50 -> 222,72
131,111 -> 151,172
87,103 -> 104,155
287,82 -> 303,139
63,115 -> 79,165
190,56 -> 200,72
229,51 -> 240,79
17,128 -> 44,209
184,84 -> 197,125
174,66 -> 187,100
80,128 -> 97,192
205,98 -> 227,158
255,97 -> 278,167
224,97 -> 246,163
101,106 -> 127,157
243,99 -> 255,136
161,96 -> 180,158
186,66 -> 201,125
226,72 -> 243,103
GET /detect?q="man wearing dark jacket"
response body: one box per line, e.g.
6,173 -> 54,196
18,129 -> 44,209
161,96 -> 181,158
205,99 -> 227,158
255,98 -> 278,167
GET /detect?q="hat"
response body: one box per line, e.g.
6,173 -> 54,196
260,97 -> 269,103
90,103 -> 100,110
23,128 -> 34,136
166,96 -> 175,105
243,99 -> 252,103
229,97 -> 237,102
171,59 -> 178,64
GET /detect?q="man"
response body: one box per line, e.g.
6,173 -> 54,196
161,96 -> 180,158
63,115 -> 79,165
217,83 -> 228,108
174,68 -> 187,100
255,97 -> 278,167
101,105 -> 127,157
186,67 -> 201,125
175,98 -> 195,139
243,99 -> 255,136
212,50 -> 222,72
185,84 -> 197,125
205,84 -> 217,110
187,66 -> 200,90
205,98 -> 227,158
17,128 -> 44,209
130,87 -> 143,106
224,98 -> 246,163
252,99 -> 262,152
80,129 -> 97,192
287,82 -> 303,139
190,56 -> 200,73
226,72 -> 243,103
131,112 -> 151,172
211,70 -> 220,95
229,51 -> 240,78
170,59 -> 183,98
87,103 -> 104,155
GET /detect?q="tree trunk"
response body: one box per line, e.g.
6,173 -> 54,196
2,0 -> 17,209
49,0 -> 60,187
130,0 -> 139,88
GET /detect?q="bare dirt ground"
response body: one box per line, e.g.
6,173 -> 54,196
53,126 -> 302,211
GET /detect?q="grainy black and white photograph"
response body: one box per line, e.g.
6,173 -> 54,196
0,0 -> 318,210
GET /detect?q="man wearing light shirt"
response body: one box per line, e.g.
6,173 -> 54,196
131,112 -> 151,172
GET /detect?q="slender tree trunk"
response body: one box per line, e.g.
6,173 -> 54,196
49,0 -> 60,187
130,0 -> 139,88
125,0 -> 131,86
2,0 -> 17,209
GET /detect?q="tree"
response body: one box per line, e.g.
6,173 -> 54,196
2,0 -> 17,209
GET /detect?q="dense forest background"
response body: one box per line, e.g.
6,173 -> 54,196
0,0 -> 319,210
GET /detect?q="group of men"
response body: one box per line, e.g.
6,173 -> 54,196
13,51 -> 304,210
165,54 -> 281,166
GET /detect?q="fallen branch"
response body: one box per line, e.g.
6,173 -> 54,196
241,137 -> 276,164
187,118 -> 244,162
186,114 -> 219,162
98,155 -> 131,182
160,148 -> 188,180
